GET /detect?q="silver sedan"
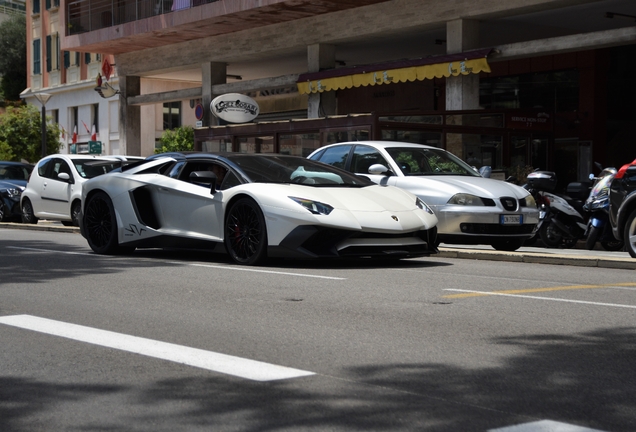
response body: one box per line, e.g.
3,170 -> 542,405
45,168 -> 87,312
308,141 -> 539,251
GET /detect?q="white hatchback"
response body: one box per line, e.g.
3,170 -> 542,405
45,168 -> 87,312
20,154 -> 139,226
309,141 -> 540,251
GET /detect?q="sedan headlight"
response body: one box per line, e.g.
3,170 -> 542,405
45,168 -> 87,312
416,197 -> 435,214
523,194 -> 536,208
447,193 -> 485,206
289,197 -> 334,215
1,187 -> 21,198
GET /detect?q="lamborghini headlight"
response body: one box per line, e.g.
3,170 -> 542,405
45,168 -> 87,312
289,197 -> 334,215
416,197 -> 435,214
447,193 -> 485,206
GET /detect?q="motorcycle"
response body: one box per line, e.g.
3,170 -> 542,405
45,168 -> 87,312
526,171 -> 590,248
522,170 -> 551,246
583,166 -> 624,251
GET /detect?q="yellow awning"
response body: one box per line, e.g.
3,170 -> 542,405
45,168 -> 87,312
297,55 -> 491,95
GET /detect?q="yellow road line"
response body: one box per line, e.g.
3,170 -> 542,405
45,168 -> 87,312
443,282 -> 636,299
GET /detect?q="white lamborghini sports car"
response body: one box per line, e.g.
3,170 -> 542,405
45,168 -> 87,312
79,152 -> 439,265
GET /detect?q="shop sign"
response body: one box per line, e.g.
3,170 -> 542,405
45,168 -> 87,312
210,93 -> 259,123
506,112 -> 552,131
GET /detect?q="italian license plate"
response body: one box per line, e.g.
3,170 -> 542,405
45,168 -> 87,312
500,214 -> 522,225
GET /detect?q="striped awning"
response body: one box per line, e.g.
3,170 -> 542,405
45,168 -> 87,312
297,48 -> 492,94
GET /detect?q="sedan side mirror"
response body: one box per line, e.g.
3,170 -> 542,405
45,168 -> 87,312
368,164 -> 391,176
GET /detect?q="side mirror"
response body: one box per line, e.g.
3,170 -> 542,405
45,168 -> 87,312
189,171 -> 217,193
479,166 -> 492,178
57,172 -> 71,182
368,163 -> 391,175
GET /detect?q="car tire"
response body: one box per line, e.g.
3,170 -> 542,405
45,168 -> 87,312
624,208 -> 636,258
539,221 -> 563,248
585,225 -> 600,250
224,197 -> 267,266
21,198 -> 38,224
71,201 -> 81,227
84,192 -> 133,255
0,202 -> 6,222
491,239 -> 524,251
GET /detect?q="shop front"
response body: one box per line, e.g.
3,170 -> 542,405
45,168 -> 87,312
194,108 -> 554,184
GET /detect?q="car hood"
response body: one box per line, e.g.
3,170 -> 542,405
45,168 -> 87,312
291,184 -> 421,212
0,179 -> 27,190
393,175 -> 529,201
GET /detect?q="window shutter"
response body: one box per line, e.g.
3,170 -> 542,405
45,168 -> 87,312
85,53 -> 91,64
64,51 -> 70,69
46,35 -> 52,72
33,39 -> 41,75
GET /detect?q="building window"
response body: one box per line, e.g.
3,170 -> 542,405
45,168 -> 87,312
163,101 -> 181,130
71,106 -> 78,137
52,109 -> 59,124
92,104 -> 99,135
33,39 -> 41,75
32,0 -> 40,14
45,33 -> 60,72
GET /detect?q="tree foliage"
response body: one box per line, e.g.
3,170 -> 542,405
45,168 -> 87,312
0,15 -> 27,101
0,104 -> 61,162
155,126 -> 194,154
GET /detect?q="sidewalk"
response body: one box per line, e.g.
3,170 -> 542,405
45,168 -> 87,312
2,221 -> 635,270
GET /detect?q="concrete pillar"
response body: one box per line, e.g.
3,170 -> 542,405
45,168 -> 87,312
307,43 -> 336,118
446,19 -> 480,111
202,62 -> 227,127
119,75 -> 141,156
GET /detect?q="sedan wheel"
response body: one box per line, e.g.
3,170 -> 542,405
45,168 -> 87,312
84,192 -> 132,254
71,201 -> 81,227
491,239 -> 524,252
21,199 -> 38,224
625,209 -> 636,258
224,198 -> 267,265
0,202 -> 5,222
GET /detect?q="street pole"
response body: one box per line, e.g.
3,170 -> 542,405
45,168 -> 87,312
33,93 -> 53,159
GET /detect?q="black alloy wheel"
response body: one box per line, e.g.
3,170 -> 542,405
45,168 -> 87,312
224,197 -> 267,265
84,192 -> 132,254
0,202 -> 5,222
21,199 -> 38,224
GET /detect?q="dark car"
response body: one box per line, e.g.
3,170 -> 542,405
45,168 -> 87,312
0,161 -> 34,222
609,158 -> 636,258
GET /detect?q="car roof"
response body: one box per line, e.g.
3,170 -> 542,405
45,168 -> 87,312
0,161 -> 33,167
322,141 -> 439,150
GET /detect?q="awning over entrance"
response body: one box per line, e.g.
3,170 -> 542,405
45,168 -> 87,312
297,48 -> 492,94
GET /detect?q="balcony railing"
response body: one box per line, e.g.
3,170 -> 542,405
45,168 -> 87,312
67,0 -> 219,35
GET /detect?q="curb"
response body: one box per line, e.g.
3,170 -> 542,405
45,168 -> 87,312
2,222 -> 634,270
437,248 -> 636,270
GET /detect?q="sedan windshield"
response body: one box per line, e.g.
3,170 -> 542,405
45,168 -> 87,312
227,154 -> 373,186
0,164 -> 32,181
386,148 -> 481,177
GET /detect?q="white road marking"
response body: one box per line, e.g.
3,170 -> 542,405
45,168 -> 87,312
488,419 -> 606,431
180,262 -> 346,280
0,315 -> 315,382
6,246 -> 346,280
445,289 -> 636,309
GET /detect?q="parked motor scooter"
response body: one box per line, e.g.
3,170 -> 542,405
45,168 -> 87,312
522,170 -> 550,246
583,166 -> 624,251
526,171 -> 590,248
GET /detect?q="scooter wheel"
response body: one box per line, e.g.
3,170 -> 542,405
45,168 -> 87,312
585,225 -> 600,250
601,239 -> 624,252
539,221 -> 563,248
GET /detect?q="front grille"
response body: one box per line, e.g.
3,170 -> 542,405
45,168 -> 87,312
460,223 -> 534,235
500,197 -> 518,211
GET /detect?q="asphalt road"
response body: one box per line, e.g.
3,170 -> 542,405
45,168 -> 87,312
1,227 -> 635,431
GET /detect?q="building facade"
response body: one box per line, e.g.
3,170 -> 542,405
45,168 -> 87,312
53,0 -> 635,186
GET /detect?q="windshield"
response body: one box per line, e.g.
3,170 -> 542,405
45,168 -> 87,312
386,147 -> 480,177
226,154 -> 373,186
0,164 -> 32,181
73,159 -> 123,179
